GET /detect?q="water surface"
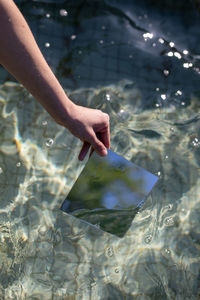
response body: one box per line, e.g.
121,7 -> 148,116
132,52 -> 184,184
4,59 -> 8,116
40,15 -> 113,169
0,0 -> 200,299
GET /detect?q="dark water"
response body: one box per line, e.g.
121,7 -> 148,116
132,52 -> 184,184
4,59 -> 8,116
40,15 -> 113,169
1,0 -> 200,108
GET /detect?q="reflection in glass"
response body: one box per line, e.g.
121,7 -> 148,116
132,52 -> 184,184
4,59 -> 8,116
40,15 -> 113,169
61,149 -> 158,237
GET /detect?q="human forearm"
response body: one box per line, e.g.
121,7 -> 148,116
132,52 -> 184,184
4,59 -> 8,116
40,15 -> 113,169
0,0 -> 73,123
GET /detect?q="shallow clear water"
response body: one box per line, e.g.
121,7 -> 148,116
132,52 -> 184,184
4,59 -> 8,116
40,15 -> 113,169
0,0 -> 200,299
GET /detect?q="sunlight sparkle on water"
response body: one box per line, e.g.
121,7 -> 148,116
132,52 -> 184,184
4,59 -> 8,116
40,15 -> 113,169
163,70 -> 169,76
143,32 -> 153,41
183,49 -> 189,55
105,94 -> 111,101
174,52 -> 182,59
183,63 -> 193,68
167,51 -> 173,57
158,38 -> 164,44
161,94 -> 167,100
175,90 -> 182,96
60,9 -> 68,17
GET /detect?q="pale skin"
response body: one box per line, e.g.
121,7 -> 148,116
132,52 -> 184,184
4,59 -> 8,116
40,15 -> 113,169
0,0 -> 110,161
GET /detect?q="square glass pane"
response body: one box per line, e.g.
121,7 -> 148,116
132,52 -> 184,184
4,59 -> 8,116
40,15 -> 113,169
61,149 -> 158,237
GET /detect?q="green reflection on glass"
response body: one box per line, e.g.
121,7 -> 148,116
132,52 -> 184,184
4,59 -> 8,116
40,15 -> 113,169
61,149 -> 158,237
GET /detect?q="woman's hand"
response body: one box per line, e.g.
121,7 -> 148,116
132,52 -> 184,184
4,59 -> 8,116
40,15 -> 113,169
58,103 -> 110,161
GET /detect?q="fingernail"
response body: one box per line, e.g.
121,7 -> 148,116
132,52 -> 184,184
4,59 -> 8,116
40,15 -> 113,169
102,149 -> 107,156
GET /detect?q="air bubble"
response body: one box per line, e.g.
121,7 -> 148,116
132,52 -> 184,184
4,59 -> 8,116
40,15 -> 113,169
118,109 -> 129,121
194,67 -> 200,73
169,41 -> 175,47
42,120 -> 47,126
115,268 -> 120,273
157,171 -> 161,176
191,138 -> 200,147
165,155 -> 169,159
167,204 -> 173,210
46,138 -> 54,147
99,40 -> 104,44
0,167 -> 3,174
16,162 -> 21,167
45,42 -> 50,48
71,35 -> 76,40
46,13 -> 51,18
163,70 -> 169,76
164,217 -> 174,226
107,247 -> 114,257
164,248 -> 171,255
144,234 -> 152,244
105,94 -> 111,101
60,9 -> 68,17
181,208 -> 186,214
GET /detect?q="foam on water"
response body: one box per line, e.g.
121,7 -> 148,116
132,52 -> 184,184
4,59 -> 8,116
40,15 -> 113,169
0,80 -> 199,299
